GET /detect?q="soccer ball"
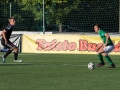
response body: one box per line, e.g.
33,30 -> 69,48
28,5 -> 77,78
88,62 -> 95,70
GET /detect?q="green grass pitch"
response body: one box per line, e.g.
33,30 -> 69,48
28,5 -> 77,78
0,52 -> 120,90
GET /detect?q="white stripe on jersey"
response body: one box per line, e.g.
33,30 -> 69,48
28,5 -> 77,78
7,25 -> 12,30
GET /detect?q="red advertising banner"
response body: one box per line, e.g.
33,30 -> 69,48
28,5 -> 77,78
22,34 -> 120,54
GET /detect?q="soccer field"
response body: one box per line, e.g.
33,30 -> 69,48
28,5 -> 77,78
0,52 -> 120,90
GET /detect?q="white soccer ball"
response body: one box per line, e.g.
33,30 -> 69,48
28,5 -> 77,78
88,62 -> 95,70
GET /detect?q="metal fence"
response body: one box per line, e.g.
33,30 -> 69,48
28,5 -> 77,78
0,1 -> 119,32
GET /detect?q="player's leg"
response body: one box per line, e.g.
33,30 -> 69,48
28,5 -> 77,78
12,46 -> 22,62
102,46 -> 115,68
2,49 -> 12,63
1,39 -> 22,63
1,39 -> 12,63
8,42 -> 22,62
3,49 -> 12,58
97,48 -> 105,67
12,46 -> 18,60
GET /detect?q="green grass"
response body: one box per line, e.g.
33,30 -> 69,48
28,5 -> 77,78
0,52 -> 120,90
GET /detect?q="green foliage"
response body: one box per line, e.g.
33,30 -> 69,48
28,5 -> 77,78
46,0 -> 81,24
0,0 -> 118,32
0,0 -> 9,3
15,0 -> 81,25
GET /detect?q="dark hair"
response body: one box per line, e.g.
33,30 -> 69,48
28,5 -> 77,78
94,24 -> 101,28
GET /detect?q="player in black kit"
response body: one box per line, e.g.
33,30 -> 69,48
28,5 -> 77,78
1,17 -> 22,63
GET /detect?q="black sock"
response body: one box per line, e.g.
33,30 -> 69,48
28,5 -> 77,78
14,52 -> 18,60
4,50 -> 12,58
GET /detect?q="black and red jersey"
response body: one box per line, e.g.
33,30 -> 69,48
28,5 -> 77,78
2,24 -> 13,40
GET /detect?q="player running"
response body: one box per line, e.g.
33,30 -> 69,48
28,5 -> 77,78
1,17 -> 22,63
94,24 -> 115,68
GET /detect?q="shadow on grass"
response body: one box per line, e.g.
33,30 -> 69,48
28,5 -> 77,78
0,63 -> 33,66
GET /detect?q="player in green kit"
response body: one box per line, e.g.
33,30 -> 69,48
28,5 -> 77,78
94,24 -> 115,68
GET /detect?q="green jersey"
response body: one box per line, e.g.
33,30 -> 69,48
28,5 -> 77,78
98,30 -> 113,46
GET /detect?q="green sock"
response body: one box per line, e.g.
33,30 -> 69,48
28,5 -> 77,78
97,54 -> 104,63
105,56 -> 114,65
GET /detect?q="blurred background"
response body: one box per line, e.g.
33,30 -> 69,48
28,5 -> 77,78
0,0 -> 118,32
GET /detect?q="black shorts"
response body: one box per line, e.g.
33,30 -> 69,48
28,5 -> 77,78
1,38 -> 16,49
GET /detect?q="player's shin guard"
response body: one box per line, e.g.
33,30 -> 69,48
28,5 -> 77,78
14,52 -> 18,60
97,54 -> 104,63
105,56 -> 114,65
4,50 -> 12,58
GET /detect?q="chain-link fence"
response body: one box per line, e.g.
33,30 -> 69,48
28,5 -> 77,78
0,0 -> 119,32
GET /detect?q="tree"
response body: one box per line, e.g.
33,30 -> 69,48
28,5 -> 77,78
16,0 -> 81,25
